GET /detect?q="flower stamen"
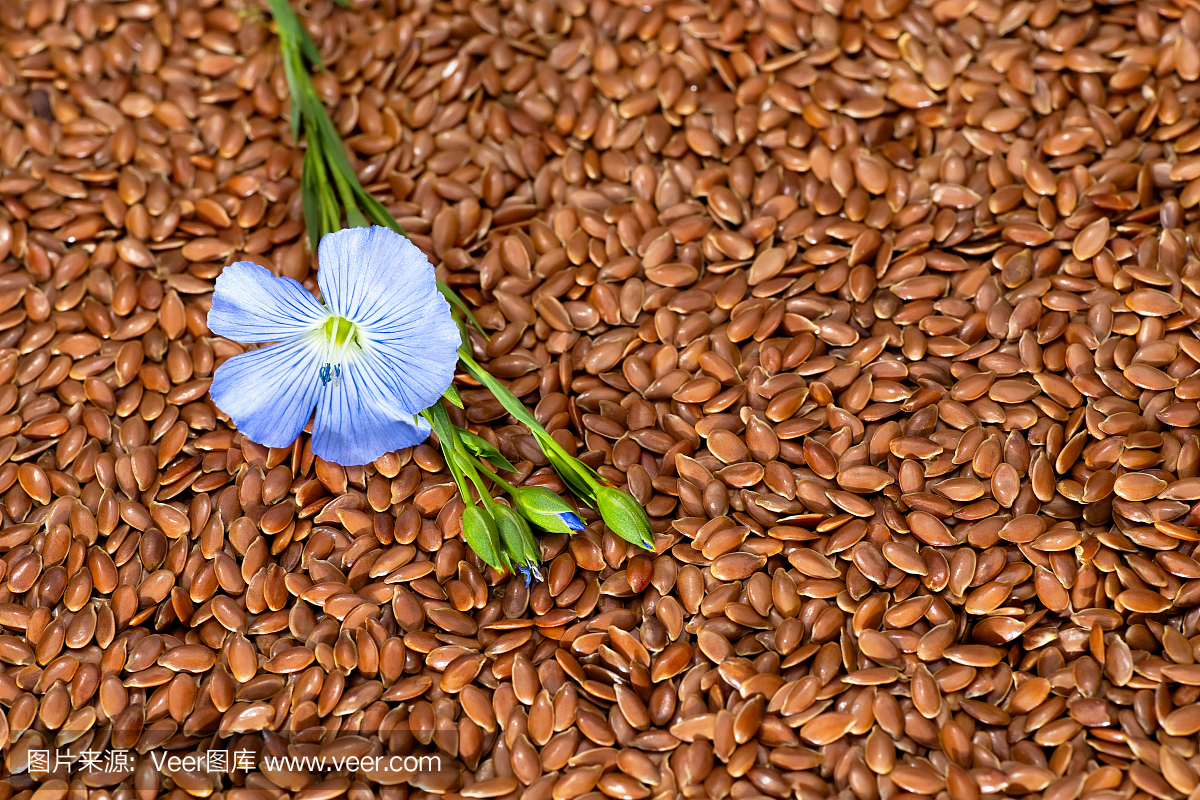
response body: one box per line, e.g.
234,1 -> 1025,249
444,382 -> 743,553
318,315 -> 360,387
319,363 -> 342,387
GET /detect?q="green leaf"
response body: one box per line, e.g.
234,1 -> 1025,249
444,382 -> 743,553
300,158 -> 319,247
360,192 -> 406,235
458,430 -> 518,474
267,0 -> 322,76
278,52 -> 306,138
421,426 -> 469,506
442,384 -> 463,409
542,450 -> 600,506
439,282 -> 485,335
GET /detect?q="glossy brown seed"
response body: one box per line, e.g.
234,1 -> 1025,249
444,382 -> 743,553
3,0 -> 1200,795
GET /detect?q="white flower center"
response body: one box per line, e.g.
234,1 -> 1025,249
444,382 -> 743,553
317,314 -> 361,387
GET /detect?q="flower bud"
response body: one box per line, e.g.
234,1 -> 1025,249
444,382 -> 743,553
596,486 -> 654,550
495,505 -> 540,570
510,486 -> 585,533
460,505 -> 505,572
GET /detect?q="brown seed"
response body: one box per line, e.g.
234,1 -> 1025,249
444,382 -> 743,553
1,0 -> 1199,791
837,465 -> 894,493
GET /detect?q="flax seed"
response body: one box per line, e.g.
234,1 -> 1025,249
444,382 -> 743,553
4,0 -> 1200,793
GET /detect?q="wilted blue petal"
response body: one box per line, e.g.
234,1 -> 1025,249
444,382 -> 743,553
316,226 -> 460,413
208,261 -> 329,343
210,338 -> 324,448
517,565 -> 543,587
310,348 -> 433,466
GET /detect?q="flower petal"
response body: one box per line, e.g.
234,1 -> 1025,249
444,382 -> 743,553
367,329 -> 461,414
317,226 -> 460,413
208,261 -> 329,343
556,511 -> 586,532
317,226 -> 434,328
311,349 -> 432,466
210,337 -> 324,449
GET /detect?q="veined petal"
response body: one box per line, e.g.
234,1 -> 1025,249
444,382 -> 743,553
316,226 -> 460,413
367,328 -> 461,414
210,337 -> 324,448
208,261 -> 329,343
317,227 -> 435,329
311,348 -> 433,466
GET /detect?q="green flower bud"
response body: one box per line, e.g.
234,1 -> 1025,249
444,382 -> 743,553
495,505 -> 540,569
596,486 -> 654,550
510,486 -> 586,534
460,505 -> 505,572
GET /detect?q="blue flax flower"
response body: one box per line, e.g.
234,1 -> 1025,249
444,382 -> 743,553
207,226 -> 460,466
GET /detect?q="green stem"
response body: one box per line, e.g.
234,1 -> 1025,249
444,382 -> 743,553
461,462 -> 499,512
420,408 -> 472,503
476,464 -> 517,493
457,347 -> 606,500
268,0 -> 484,334
423,403 -> 507,516
270,0 -> 633,521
